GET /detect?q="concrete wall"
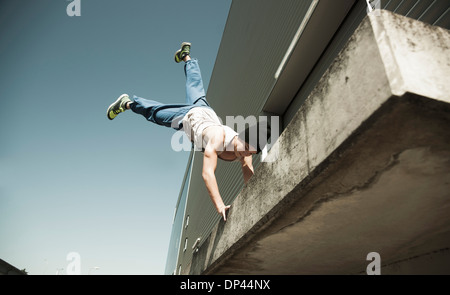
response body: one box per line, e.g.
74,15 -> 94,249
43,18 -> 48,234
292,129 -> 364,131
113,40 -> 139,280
186,10 -> 450,275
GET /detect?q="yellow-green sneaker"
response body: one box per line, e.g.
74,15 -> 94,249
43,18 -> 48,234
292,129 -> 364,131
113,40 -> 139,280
107,94 -> 131,120
174,42 -> 191,63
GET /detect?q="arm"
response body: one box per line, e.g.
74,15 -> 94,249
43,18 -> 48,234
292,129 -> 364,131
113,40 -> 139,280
240,155 -> 254,184
202,138 -> 230,221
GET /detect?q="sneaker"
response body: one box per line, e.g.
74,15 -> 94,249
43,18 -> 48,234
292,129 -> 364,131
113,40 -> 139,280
107,94 -> 131,120
174,42 -> 191,63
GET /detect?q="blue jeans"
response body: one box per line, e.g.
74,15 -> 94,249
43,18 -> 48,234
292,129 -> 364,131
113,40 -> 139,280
130,59 -> 212,130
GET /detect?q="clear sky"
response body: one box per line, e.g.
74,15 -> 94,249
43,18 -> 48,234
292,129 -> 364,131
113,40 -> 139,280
0,0 -> 231,275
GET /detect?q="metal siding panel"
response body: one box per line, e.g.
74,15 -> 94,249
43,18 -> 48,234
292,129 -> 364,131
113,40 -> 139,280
434,7 -> 450,28
385,0 -> 403,11
262,0 -> 357,115
174,0 -> 450,273
167,151 -> 195,274
209,0 -> 315,119
177,0 -> 316,272
284,1 -> 368,125
177,152 -> 203,271
393,0 -> 423,15
406,0 -> 435,19
418,0 -> 450,26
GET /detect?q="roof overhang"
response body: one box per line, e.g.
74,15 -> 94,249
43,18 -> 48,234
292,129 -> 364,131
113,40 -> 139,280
207,0 -> 356,118
263,0 -> 356,114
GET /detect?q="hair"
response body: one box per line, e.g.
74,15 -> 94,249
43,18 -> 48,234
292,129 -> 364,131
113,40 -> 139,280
237,118 -> 272,154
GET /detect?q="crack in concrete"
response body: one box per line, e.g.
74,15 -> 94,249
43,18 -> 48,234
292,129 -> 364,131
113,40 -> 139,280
357,247 -> 450,274
275,150 -> 402,234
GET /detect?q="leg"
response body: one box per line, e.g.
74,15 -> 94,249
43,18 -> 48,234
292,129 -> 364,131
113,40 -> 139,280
107,43 -> 210,126
184,58 -> 206,105
175,42 -> 209,107
129,95 -> 193,130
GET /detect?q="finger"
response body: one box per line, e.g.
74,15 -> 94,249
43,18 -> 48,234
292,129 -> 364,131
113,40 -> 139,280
223,205 -> 231,221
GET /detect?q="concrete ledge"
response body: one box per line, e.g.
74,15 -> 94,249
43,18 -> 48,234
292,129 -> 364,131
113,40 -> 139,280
188,11 -> 450,275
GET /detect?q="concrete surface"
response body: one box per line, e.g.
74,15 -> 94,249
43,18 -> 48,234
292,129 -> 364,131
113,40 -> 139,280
186,10 -> 450,275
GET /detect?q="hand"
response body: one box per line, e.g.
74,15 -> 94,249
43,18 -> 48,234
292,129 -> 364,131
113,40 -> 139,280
219,205 -> 231,221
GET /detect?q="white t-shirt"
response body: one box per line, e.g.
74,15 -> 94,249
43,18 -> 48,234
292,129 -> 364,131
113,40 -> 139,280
182,107 -> 238,153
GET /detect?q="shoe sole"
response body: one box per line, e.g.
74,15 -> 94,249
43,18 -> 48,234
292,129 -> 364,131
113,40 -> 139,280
107,94 -> 128,120
175,42 -> 191,63
181,42 -> 191,48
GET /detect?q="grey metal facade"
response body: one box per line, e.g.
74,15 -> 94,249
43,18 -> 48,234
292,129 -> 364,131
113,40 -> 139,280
165,0 -> 450,274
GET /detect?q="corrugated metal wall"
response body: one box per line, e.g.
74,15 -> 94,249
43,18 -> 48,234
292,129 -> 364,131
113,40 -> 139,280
176,0 -> 315,273
173,0 -> 450,274
164,151 -> 194,275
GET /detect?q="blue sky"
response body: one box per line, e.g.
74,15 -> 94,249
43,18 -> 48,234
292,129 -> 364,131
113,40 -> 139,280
0,0 -> 231,275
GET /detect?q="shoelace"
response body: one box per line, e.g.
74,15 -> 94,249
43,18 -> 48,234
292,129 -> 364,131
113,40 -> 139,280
113,108 -> 123,114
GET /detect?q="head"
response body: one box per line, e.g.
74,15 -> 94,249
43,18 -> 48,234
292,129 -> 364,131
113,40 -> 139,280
237,118 -> 271,154
233,136 -> 258,158
217,136 -> 257,162
217,117 -> 272,162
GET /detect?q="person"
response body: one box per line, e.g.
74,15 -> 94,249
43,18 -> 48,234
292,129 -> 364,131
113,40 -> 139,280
106,42 -> 264,221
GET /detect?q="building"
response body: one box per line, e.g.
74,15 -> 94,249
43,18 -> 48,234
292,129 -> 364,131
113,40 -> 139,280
165,0 -> 450,275
0,259 -> 26,275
